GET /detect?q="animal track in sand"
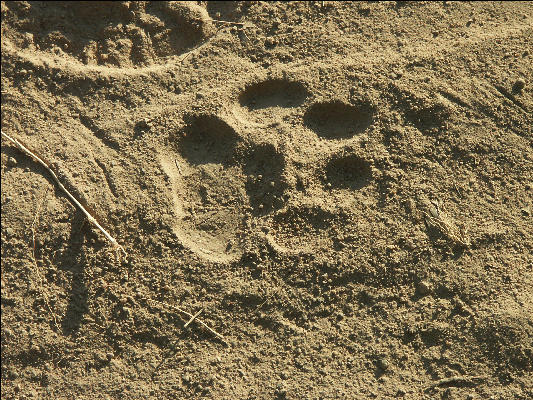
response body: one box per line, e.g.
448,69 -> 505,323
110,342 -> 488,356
324,154 -> 373,190
270,205 -> 336,251
161,78 -> 376,260
179,114 -> 241,166
161,114 -> 246,263
2,2 -> 214,68
243,143 -> 289,215
239,79 -> 310,110
303,99 -> 375,139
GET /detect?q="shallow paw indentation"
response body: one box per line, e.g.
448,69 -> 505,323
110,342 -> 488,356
160,153 -> 245,263
303,100 -> 374,139
161,112 -> 246,262
243,143 -> 288,214
179,114 -> 240,166
270,205 -> 336,250
146,2 -> 214,59
239,79 -> 309,110
325,154 -> 372,190
387,85 -> 451,134
4,1 -> 214,67
404,102 -> 450,134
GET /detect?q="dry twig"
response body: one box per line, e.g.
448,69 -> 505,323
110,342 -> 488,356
427,375 -> 487,390
210,18 -> 247,26
183,308 -> 204,329
148,299 -> 227,345
1,130 -> 126,256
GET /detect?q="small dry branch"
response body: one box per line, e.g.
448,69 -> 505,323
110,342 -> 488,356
148,299 -> 227,345
210,18 -> 247,26
427,375 -> 487,390
1,129 -> 126,256
183,308 -> 203,329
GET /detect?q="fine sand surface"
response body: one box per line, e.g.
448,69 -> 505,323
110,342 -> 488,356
1,2 -> 532,399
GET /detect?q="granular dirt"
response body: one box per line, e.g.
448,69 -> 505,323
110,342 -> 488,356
1,2 -> 532,399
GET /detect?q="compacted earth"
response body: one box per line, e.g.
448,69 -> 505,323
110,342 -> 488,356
1,1 -> 532,399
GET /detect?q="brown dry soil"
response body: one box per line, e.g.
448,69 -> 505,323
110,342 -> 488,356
1,1 -> 533,399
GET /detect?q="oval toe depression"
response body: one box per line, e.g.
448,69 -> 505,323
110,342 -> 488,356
325,154 -> 372,190
179,114 -> 240,165
239,79 -> 309,110
303,100 -> 374,139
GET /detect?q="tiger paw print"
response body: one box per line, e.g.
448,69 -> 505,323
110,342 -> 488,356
160,77 -> 377,262
2,2 -> 214,67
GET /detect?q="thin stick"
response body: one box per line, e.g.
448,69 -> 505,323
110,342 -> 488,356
183,308 -> 203,328
174,159 -> 182,175
427,375 -> 487,390
209,18 -> 247,26
252,299 -> 268,313
1,130 -> 126,256
148,299 -> 227,344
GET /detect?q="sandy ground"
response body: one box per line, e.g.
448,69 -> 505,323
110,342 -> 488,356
1,1 -> 532,399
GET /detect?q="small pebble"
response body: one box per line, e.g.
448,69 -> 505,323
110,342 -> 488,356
396,388 -> 406,396
378,357 -> 390,371
429,202 -> 439,218
264,37 -> 277,47
138,118 -> 152,131
513,78 -> 526,93
7,156 -> 17,167
417,280 -> 432,296
94,352 -> 107,363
